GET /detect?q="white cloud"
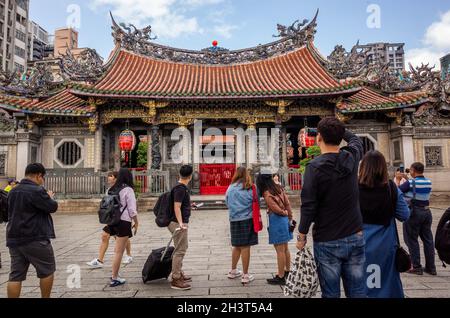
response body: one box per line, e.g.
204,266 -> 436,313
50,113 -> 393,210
90,0 -> 226,39
406,10 -> 450,70
424,11 -> 450,50
405,48 -> 445,70
213,24 -> 238,39
181,0 -> 224,6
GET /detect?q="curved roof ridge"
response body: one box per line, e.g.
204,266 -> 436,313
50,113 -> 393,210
109,10 -> 319,66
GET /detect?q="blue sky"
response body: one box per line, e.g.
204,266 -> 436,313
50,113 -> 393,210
30,0 -> 450,69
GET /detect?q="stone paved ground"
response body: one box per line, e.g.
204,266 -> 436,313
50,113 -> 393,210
0,208 -> 449,298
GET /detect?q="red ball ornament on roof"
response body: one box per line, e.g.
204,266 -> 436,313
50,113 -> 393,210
212,40 -> 218,47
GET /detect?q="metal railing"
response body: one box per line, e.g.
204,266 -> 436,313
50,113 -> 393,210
45,170 -> 108,199
45,169 -> 170,199
250,167 -> 302,194
132,170 -> 170,196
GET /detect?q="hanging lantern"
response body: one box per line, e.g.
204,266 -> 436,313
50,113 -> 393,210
119,130 -> 136,152
299,128 -> 316,148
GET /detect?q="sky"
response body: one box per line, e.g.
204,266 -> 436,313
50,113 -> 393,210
30,0 -> 450,69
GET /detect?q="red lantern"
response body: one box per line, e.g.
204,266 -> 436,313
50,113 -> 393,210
212,40 -> 218,47
119,130 -> 136,152
299,128 -> 316,148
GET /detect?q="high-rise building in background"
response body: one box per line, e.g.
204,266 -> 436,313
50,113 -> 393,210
441,54 -> 450,79
0,0 -> 30,73
53,27 -> 79,57
28,20 -> 49,61
353,42 -> 405,74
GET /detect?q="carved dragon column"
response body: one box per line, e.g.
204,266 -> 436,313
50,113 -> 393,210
141,100 -> 170,171
150,125 -> 162,170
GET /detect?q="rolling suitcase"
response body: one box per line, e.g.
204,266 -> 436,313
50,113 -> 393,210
142,230 -> 178,283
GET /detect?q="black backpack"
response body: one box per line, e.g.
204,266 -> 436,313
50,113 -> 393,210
153,191 -> 174,228
435,208 -> 450,266
0,190 -> 8,224
98,186 -> 128,226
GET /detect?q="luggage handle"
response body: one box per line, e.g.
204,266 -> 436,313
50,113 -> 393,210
161,228 -> 182,262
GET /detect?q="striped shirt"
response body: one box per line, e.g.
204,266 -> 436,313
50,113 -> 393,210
399,176 -> 432,207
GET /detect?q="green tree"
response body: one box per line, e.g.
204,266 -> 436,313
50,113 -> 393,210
299,146 -> 321,175
136,142 -> 148,168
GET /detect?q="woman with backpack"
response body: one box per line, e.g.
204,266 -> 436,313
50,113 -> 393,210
87,171 -> 134,269
257,174 -> 294,285
108,168 -> 139,287
359,151 -> 410,298
225,167 -> 258,285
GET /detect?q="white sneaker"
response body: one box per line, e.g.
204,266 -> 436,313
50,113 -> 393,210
110,277 -> 126,287
241,274 -> 255,285
86,259 -> 104,268
227,269 -> 242,279
122,255 -> 133,264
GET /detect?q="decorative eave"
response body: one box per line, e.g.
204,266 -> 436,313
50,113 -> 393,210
67,43 -> 363,101
0,89 -> 92,117
110,10 -> 319,66
336,87 -> 430,114
69,83 -> 362,101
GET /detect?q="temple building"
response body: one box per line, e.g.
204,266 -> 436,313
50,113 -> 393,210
0,11 -> 449,198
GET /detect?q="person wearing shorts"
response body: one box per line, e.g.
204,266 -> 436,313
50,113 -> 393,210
6,163 -> 58,298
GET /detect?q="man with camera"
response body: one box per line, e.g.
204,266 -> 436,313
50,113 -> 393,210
396,162 -> 436,276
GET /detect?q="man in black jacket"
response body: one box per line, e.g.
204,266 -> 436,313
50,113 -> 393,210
6,163 -> 58,298
296,117 -> 366,298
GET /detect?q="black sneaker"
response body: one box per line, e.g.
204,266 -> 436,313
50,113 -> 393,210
424,269 -> 437,276
407,268 -> 424,275
267,276 -> 286,285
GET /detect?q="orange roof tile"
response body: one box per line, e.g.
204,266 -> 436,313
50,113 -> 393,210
338,88 -> 429,113
0,89 -> 90,115
70,47 -> 361,100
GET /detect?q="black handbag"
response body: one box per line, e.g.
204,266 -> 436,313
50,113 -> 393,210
388,181 -> 412,273
394,225 -> 412,272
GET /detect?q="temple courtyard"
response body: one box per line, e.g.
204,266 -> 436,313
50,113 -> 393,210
0,207 -> 449,299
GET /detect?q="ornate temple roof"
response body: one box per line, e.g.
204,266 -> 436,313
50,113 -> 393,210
338,87 -> 429,114
0,89 -> 92,116
0,10 -> 435,119
69,47 -> 361,100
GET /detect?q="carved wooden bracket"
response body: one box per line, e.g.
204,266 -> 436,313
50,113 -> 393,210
265,100 -> 293,115
141,100 -> 171,117
26,115 -> 45,130
87,97 -> 106,112
385,110 -> 403,125
335,111 -> 353,123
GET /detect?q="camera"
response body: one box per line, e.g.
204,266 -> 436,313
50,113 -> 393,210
289,220 -> 297,232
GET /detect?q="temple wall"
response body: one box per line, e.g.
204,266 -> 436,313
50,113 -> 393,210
41,128 -> 95,170
413,135 -> 450,194
377,132 -> 391,163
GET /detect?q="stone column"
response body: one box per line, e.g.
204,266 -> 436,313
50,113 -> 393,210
281,126 -> 288,169
246,127 -> 258,170
274,123 -> 283,171
402,134 -> 415,168
235,125 -> 246,167
151,125 -> 162,170
94,125 -> 103,172
15,129 -> 41,180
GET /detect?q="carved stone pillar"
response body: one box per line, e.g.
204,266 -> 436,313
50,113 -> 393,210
274,124 -> 283,171
151,125 -> 162,170
94,125 -> 103,172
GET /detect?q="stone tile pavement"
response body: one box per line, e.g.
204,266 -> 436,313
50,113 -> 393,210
0,208 -> 449,298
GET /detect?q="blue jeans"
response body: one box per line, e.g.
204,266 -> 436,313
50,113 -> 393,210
314,232 -> 367,298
